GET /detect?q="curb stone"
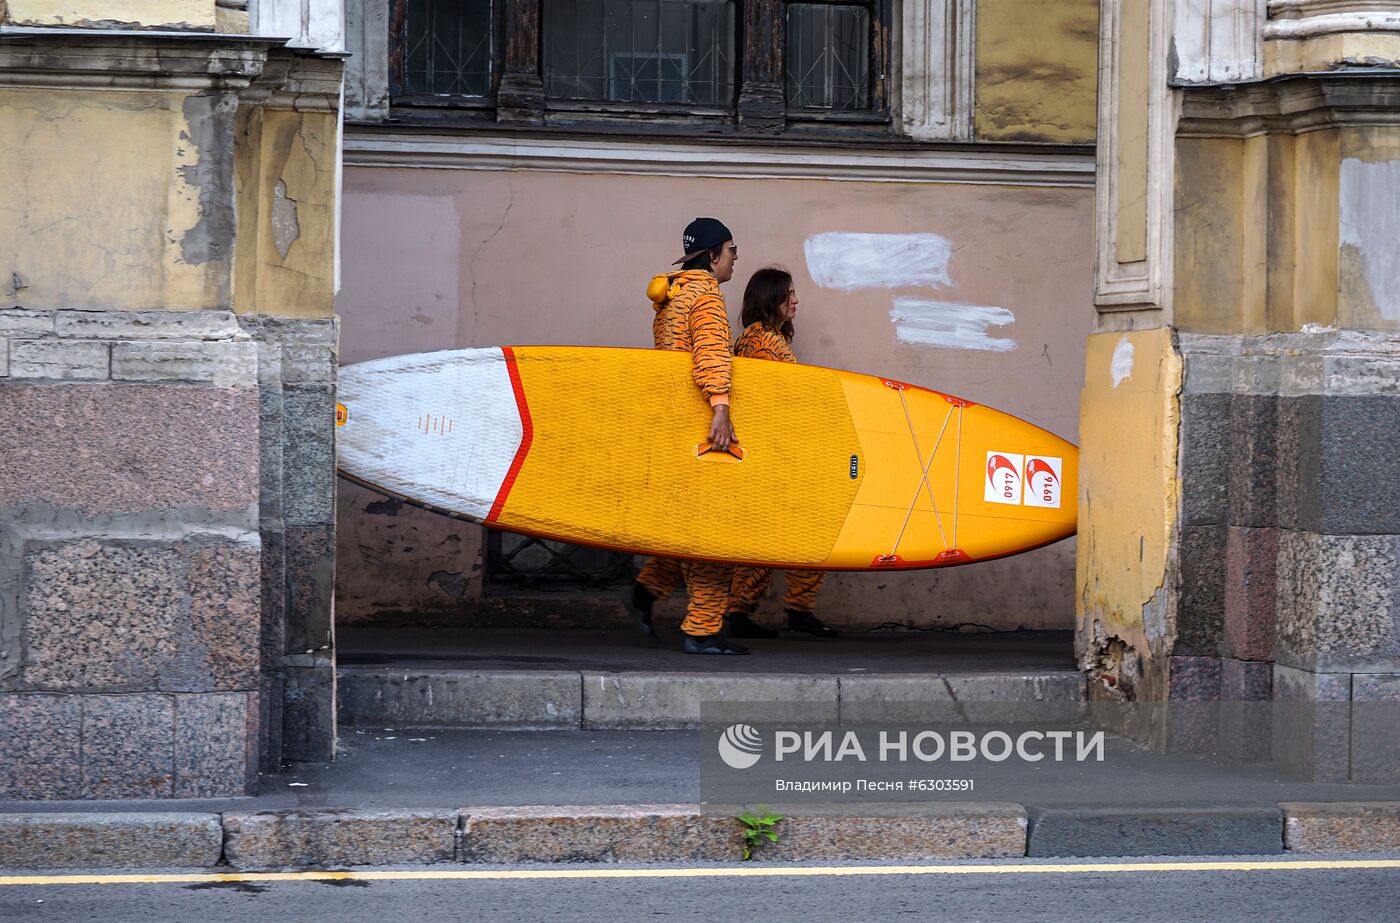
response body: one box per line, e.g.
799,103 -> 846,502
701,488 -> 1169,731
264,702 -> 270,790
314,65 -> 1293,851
222,809 -> 459,869
0,812 -> 222,869
2,802 -> 1398,871
1026,805 -> 1284,857
1282,802 -> 1400,854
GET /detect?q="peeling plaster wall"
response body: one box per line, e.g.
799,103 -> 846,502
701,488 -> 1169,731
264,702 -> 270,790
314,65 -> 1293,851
1076,328 -> 1182,699
2,0 -> 216,29
1339,130 -> 1400,330
0,88 -> 233,311
974,0 -> 1099,144
232,105 -> 338,319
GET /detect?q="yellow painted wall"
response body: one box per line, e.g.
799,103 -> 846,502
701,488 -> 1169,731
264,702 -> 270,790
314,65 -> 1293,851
1076,328 -> 1180,672
233,106 -> 338,319
1265,33 -> 1400,77
3,0 -> 214,29
1292,128 -> 1341,330
0,87 -> 229,311
974,0 -> 1099,144
1174,137 -> 1245,334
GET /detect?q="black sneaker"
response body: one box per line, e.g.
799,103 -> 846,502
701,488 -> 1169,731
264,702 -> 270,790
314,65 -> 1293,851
683,634 -> 750,655
623,583 -> 658,641
726,611 -> 779,639
786,608 -> 841,639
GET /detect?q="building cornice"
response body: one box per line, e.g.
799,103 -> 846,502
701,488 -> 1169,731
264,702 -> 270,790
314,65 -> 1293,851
342,128 -> 1096,187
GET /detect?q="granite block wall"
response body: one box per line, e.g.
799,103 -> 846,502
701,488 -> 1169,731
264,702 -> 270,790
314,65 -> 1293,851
1174,332 -> 1400,781
241,316 -> 339,765
0,309 -> 265,798
0,308 -> 337,798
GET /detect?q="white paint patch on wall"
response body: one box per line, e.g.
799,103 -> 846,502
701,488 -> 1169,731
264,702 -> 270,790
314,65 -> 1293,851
1339,157 -> 1400,322
804,232 -> 954,291
890,297 -> 1016,351
1111,336 -> 1134,388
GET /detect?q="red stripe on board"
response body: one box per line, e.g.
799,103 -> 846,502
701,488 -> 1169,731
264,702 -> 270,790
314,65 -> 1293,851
486,347 -> 534,523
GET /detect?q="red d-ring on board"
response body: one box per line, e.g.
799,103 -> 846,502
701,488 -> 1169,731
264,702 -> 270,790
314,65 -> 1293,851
935,549 -> 971,564
944,395 -> 974,408
873,553 -> 904,566
881,379 -> 908,391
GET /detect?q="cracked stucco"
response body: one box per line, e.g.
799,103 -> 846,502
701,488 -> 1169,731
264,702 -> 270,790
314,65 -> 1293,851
1076,328 -> 1182,677
0,87 -> 231,311
3,0 -> 215,30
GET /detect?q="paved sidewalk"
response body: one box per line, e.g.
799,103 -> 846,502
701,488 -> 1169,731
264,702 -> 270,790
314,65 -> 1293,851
3,729 -> 1400,869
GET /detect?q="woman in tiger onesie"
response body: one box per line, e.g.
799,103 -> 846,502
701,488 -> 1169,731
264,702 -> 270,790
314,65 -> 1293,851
724,267 -> 840,640
623,217 -> 750,655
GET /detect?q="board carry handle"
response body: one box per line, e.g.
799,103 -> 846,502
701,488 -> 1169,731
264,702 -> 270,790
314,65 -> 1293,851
695,441 -> 745,462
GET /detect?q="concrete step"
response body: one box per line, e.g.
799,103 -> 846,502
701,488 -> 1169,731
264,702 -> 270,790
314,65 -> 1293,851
336,667 -> 1086,730
335,627 -> 1085,730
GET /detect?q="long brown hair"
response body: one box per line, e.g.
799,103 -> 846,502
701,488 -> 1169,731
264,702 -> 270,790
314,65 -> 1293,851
741,267 -> 795,342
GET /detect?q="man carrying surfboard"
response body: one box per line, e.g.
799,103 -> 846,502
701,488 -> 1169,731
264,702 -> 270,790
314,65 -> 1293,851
625,217 -> 750,655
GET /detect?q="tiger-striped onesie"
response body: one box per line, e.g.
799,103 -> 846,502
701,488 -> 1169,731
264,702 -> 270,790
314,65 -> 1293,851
726,321 -> 827,615
634,270 -> 735,638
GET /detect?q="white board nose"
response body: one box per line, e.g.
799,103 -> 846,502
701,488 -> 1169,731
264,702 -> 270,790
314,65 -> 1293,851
336,347 -> 524,522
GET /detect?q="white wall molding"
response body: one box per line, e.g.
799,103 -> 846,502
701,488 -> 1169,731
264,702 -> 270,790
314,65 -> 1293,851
342,129 -> 1095,187
1095,0 -> 1179,317
252,0 -> 344,51
898,0 -> 975,141
1265,9 -> 1400,37
344,0 -> 389,120
1173,0 -> 1266,84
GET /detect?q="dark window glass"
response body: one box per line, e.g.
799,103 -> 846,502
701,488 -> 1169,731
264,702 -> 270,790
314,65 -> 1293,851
786,3 -> 869,110
403,0 -> 493,97
487,533 -> 638,591
544,0 -> 736,105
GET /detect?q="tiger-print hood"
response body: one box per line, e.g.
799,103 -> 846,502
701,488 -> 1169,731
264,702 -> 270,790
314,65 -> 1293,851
645,270 -> 719,313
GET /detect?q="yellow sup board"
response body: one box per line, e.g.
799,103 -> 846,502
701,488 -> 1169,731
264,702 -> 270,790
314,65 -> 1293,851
336,346 -> 1076,571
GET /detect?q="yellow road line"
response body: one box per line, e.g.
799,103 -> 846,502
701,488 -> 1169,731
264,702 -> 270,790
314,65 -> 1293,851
3,859 -> 1400,887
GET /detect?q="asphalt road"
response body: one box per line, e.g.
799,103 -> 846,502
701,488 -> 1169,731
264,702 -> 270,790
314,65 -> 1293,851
4,857 -> 1400,922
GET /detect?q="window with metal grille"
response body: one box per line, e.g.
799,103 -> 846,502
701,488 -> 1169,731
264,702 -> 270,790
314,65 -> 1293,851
486,532 -> 638,591
543,0 -> 736,106
398,0 -> 494,98
387,0 -> 890,127
786,2 -> 870,110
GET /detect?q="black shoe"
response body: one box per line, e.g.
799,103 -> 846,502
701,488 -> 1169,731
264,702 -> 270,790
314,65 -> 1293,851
683,634 -> 750,655
623,583 -> 658,641
726,611 -> 779,639
786,609 -> 841,638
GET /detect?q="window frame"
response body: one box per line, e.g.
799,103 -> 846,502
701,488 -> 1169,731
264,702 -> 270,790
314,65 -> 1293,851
385,0 -> 893,134
388,0 -> 504,114
782,0 -> 889,123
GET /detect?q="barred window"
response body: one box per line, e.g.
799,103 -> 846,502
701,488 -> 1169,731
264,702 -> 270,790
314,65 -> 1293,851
486,533 -> 637,591
399,0 -> 494,98
388,0 -> 890,129
544,0 -> 736,106
786,2 -> 870,110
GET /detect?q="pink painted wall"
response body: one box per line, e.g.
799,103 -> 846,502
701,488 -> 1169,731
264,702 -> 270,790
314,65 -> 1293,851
335,166 -> 1093,630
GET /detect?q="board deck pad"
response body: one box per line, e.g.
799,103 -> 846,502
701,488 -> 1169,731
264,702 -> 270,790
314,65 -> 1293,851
336,346 -> 1077,571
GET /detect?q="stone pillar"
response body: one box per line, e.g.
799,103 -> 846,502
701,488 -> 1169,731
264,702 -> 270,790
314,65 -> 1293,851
1173,68 -> 1400,780
1085,0 -> 1400,778
0,31 -> 342,797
